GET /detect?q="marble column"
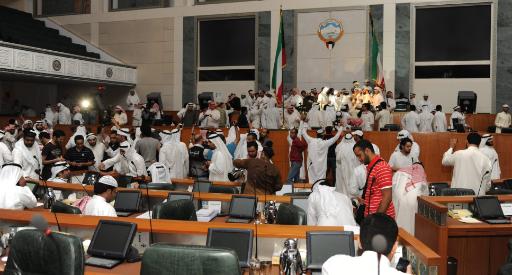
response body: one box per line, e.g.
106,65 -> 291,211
383,3 -> 396,93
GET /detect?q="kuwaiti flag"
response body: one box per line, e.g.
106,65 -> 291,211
272,10 -> 286,104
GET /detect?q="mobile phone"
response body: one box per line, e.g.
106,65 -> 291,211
396,257 -> 410,273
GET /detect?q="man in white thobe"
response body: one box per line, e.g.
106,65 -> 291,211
85,133 -> 106,169
375,102 -> 391,130
160,129 -> 189,179
385,91 -> 396,112
83,176 -> 118,217
301,122 -> 342,184
126,88 -> 140,111
317,87 -> 330,109
283,105 -> 301,129
56,102 -> 72,125
261,97 -> 282,129
206,133 -> 233,181
494,104 -> 511,133
0,130 -> 13,167
450,106 -> 467,128
323,104 -> 337,127
442,133 -> 492,195
0,163 -> 37,210
13,129 -> 42,179
335,133 -> 360,196
417,94 -> 434,113
418,108 -> 434,133
392,163 -> 429,235
389,137 -> 418,171
432,105 -> 447,132
479,134 -> 501,180
401,105 -> 420,133
371,87 -> 384,109
198,101 -> 221,129
307,181 -> 357,227
306,103 -> 324,129
360,103 -> 374,132
394,130 -> 420,160
100,141 -> 147,178
147,162 -> 171,183
285,88 -> 303,108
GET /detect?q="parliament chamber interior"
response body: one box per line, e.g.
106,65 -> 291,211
0,0 -> 511,274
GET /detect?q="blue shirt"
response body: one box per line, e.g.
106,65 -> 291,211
206,142 -> 236,160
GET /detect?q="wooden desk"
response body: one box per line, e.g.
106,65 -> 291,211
415,195 -> 512,275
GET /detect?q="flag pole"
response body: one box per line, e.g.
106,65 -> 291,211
279,6 -> 286,129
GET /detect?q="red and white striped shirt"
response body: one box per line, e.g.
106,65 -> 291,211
364,156 -> 395,218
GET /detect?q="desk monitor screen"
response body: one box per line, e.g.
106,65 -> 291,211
207,228 -> 253,267
87,220 -> 137,259
307,231 -> 355,270
474,196 -> 504,219
168,192 -> 194,202
83,172 -> 100,185
193,180 -> 212,193
114,191 -> 141,212
229,196 -> 256,219
291,197 -> 309,212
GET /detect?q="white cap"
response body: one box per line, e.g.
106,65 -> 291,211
344,133 -> 353,140
397,130 -> 411,140
119,141 -> 131,149
453,106 -> 461,111
98,175 -> 118,188
117,128 -> 130,138
317,128 -> 325,135
86,133 -> 97,140
503,104 -> 510,108
352,130 -> 364,137
51,161 -> 69,178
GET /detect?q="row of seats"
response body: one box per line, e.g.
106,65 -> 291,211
0,5 -> 100,59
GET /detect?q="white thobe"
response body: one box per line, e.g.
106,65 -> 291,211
418,99 -> 434,113
442,146 -> 492,195
418,112 -> 434,133
392,171 -> 428,234
350,164 -> 367,198
335,140 -> 360,196
494,111 -> 511,133
360,111 -> 374,131
375,110 -> 391,129
302,125 -> 342,184
72,113 -> 84,124
450,111 -> 466,128
102,152 -> 147,177
401,111 -> 420,133
13,144 -> 42,179
386,97 -> 396,111
249,106 -> 262,128
262,107 -> 282,129
160,142 -> 189,179
0,186 -> 37,210
284,110 -> 301,129
322,251 -> 407,275
0,142 -> 13,167
480,146 -> 501,180
371,93 -> 384,108
433,111 -> 447,132
323,106 -> 336,127
58,106 -> 72,125
126,94 -> 140,111
393,142 -> 420,161
286,95 -> 303,108
209,150 -> 231,181
307,185 -> 357,226
83,195 -> 117,217
114,112 -> 128,126
86,143 -> 106,168
307,108 -> 324,129
147,162 -> 171,183
199,109 -> 221,129
389,151 -> 417,170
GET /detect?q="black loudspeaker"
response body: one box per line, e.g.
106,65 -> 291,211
457,91 -> 477,113
146,92 -> 163,110
198,92 -> 214,110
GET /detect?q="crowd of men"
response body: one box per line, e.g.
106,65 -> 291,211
0,81 -> 507,240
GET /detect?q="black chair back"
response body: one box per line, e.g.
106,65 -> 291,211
51,201 -> 82,214
440,188 -> 475,196
152,199 -> 197,221
276,203 -> 307,225
209,185 -> 239,194
429,182 -> 450,196
139,183 -> 175,191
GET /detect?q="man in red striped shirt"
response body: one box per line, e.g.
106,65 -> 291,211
353,139 -> 395,218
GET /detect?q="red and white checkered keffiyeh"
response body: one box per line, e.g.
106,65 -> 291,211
398,163 -> 427,192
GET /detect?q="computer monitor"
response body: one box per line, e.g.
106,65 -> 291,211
291,197 -> 309,212
114,191 -> 141,212
474,196 -> 504,219
306,231 -> 355,270
87,220 -> 137,259
229,195 -> 256,219
83,171 -> 100,185
193,180 -> 212,193
206,228 -> 253,268
168,192 -> 194,202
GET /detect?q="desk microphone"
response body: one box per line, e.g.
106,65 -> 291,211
372,234 -> 388,275
477,170 -> 491,196
30,214 -> 52,236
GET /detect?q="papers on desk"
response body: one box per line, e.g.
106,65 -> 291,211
276,184 -> 293,196
196,208 -> 217,222
502,203 -> 512,216
459,217 -> 483,224
343,225 -> 360,235
136,211 -> 151,219
36,202 -> 44,207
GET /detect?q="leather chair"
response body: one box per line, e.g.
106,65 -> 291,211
276,203 -> 307,225
51,201 -> 82,214
383,124 -> 401,131
152,199 -> 197,221
428,182 -> 450,196
116,175 -> 133,188
139,183 -> 176,191
487,188 -> 512,195
209,185 -> 239,194
140,244 -> 241,275
440,188 -> 475,196
498,240 -> 512,275
4,229 -> 85,275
